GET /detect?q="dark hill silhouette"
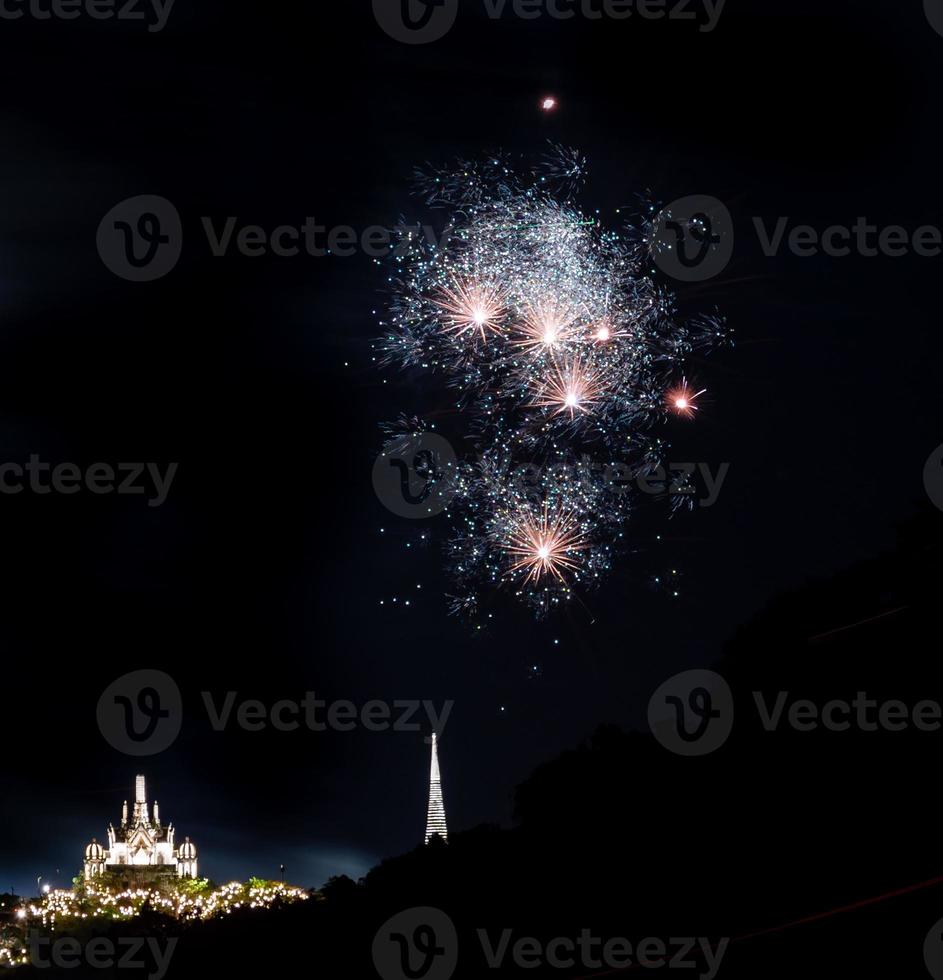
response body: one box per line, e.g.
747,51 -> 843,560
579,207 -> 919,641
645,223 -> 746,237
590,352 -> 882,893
18,507 -> 943,977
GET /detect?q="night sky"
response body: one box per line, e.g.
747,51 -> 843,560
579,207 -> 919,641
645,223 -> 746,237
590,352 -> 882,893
2,0 -> 942,897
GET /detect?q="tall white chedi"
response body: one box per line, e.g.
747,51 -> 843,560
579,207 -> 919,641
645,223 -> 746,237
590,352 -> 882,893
424,732 -> 448,844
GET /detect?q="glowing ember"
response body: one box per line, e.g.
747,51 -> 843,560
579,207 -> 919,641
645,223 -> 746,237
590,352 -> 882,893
589,318 -> 634,344
666,378 -> 707,418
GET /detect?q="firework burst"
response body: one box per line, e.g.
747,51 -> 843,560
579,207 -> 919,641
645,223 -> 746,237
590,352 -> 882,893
376,147 -> 729,616
434,278 -> 507,342
514,296 -> 580,355
528,357 -> 605,419
500,502 -> 589,585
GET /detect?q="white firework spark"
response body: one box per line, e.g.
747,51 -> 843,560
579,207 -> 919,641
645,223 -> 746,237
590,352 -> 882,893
513,296 -> 580,356
528,357 -> 604,419
501,503 -> 589,585
433,278 -> 507,341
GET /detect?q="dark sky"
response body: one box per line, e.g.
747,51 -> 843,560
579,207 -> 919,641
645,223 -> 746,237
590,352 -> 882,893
1,0 -> 941,895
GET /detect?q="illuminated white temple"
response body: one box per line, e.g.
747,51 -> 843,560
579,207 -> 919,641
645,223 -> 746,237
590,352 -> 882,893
424,733 -> 448,844
84,775 -> 198,880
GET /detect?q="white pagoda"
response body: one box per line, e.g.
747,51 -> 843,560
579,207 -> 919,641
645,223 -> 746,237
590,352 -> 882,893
84,775 -> 198,881
424,733 -> 448,844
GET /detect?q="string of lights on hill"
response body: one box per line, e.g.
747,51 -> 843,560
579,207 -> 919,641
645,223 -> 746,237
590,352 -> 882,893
0,881 -> 310,965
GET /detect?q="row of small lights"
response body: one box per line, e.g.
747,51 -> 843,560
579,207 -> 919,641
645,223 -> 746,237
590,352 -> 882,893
17,880 -> 308,931
0,882 -> 308,967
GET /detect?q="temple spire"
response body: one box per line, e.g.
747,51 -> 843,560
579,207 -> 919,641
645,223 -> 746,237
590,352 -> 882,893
133,774 -> 148,824
424,732 -> 448,844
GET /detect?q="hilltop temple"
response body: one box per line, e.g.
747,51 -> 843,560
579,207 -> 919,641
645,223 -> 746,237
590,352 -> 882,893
84,775 -> 198,882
